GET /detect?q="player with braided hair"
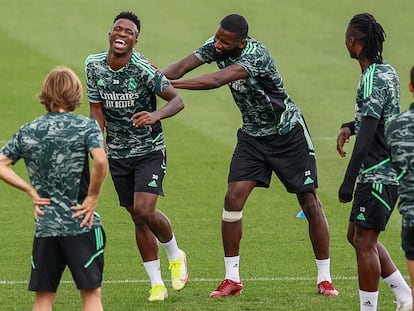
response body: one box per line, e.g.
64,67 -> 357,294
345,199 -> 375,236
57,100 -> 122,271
337,13 -> 412,311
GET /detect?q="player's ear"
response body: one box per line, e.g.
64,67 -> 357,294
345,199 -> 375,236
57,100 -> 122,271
409,82 -> 414,94
133,31 -> 139,45
347,36 -> 356,47
239,38 -> 247,49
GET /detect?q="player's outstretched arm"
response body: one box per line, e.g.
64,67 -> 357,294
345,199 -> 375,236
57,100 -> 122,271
170,63 -> 248,90
162,53 -> 204,80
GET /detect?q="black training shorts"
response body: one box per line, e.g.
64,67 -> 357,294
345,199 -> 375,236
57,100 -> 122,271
29,227 -> 105,292
350,183 -> 398,231
228,123 -> 318,193
108,149 -> 166,207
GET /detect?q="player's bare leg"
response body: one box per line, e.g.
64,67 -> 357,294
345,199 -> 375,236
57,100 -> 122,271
33,291 -> 55,311
131,192 -> 188,298
210,181 -> 255,298
298,190 -> 338,296
348,223 -> 412,309
80,288 -> 104,311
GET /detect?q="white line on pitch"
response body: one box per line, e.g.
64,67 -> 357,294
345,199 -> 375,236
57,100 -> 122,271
0,276 -> 358,285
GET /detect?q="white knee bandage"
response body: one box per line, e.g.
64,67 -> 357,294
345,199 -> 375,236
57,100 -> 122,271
222,209 -> 243,222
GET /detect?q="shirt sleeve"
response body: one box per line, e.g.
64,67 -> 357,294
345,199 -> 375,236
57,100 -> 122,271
235,51 -> 265,78
360,70 -> 386,120
149,70 -> 171,95
85,61 -> 101,104
133,53 -> 171,95
0,129 -> 24,162
84,119 -> 105,152
194,37 -> 215,64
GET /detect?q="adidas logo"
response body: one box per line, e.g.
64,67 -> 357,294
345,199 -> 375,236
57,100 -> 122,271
304,177 -> 314,185
390,284 -> 397,289
148,180 -> 158,188
357,213 -> 366,221
362,300 -> 373,307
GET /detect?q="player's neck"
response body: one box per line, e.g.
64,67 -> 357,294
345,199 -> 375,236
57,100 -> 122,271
107,51 -> 132,71
358,58 -> 371,72
50,108 -> 70,113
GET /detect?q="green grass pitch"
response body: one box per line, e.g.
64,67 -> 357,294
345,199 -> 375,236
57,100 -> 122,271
0,0 -> 413,310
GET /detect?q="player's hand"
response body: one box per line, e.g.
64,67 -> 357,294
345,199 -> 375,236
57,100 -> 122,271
104,141 -> 108,154
131,111 -> 160,127
71,196 -> 98,229
337,127 -> 352,158
27,188 -> 49,221
338,175 -> 355,203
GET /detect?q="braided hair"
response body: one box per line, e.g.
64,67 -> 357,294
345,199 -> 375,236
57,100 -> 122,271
348,13 -> 386,63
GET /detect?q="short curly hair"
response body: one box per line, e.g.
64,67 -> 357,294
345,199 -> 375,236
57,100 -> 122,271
220,14 -> 248,40
114,11 -> 141,31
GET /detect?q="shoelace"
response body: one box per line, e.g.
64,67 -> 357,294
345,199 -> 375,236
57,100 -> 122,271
150,284 -> 165,294
320,281 -> 335,290
169,259 -> 181,278
216,279 -> 233,290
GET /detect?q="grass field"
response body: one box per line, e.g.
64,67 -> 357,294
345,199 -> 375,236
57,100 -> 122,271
0,0 -> 413,310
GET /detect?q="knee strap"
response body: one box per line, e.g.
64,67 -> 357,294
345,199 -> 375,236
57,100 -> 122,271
222,209 -> 243,222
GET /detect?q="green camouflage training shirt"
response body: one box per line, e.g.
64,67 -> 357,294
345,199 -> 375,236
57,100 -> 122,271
194,36 -> 303,137
385,103 -> 414,227
354,62 -> 400,185
85,50 -> 170,159
0,112 -> 104,237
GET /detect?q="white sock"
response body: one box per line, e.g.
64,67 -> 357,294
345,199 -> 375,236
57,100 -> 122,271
383,269 -> 412,305
160,234 -> 181,261
224,256 -> 240,283
224,256 -> 240,282
143,259 -> 164,288
359,290 -> 378,310
315,258 -> 332,284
